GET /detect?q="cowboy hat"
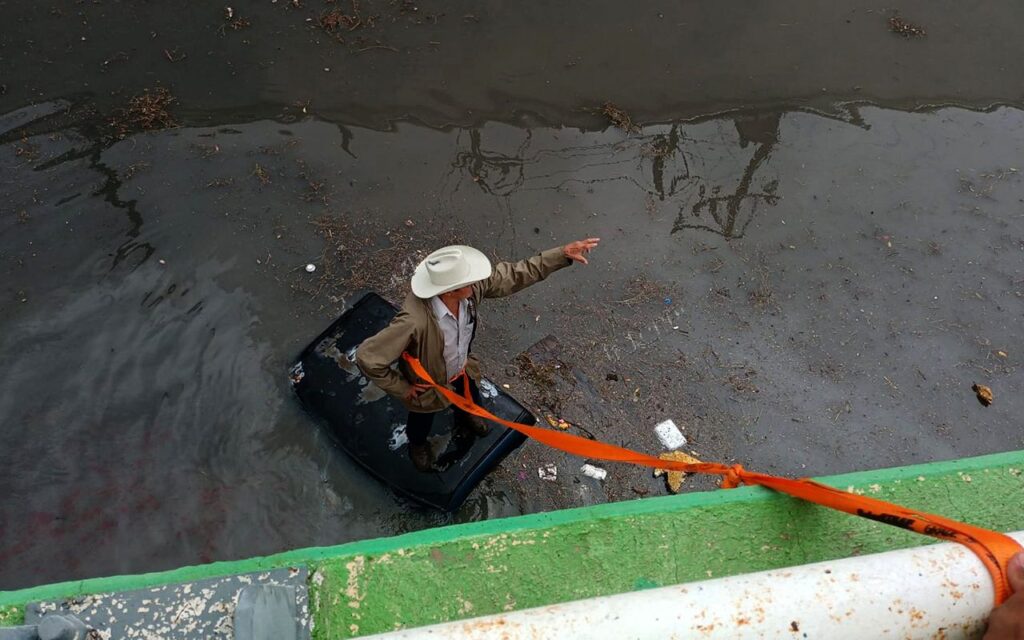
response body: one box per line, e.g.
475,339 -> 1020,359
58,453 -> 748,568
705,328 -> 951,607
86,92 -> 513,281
411,245 -> 493,298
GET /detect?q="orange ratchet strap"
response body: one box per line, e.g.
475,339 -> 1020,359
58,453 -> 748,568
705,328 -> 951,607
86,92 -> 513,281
402,353 -> 1022,603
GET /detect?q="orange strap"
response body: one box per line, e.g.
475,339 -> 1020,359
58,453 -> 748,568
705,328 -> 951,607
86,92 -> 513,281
403,353 -> 1022,603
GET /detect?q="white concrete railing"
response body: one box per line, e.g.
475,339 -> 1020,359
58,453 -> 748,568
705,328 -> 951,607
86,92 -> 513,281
361,531 -> 1024,639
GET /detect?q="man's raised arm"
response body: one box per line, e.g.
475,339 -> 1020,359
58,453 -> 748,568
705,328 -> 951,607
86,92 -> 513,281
477,238 -> 600,299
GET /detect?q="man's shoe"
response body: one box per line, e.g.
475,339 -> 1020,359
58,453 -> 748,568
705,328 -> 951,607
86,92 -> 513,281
408,442 -> 433,471
456,413 -> 489,437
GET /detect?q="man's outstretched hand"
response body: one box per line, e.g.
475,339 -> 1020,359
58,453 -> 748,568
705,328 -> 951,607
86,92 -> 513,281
985,552 -> 1024,639
563,238 -> 601,265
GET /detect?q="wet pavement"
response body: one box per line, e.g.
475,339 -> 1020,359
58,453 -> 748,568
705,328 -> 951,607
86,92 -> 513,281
2,1 -> 1024,591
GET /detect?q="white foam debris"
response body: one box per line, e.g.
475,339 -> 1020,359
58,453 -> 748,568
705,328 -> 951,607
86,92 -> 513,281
654,419 -> 687,450
388,424 -> 409,450
479,379 -> 499,399
580,464 -> 607,481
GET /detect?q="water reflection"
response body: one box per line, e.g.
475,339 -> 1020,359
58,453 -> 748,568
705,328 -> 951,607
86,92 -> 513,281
446,113 -> 785,239
451,128 -> 530,197
674,112 -> 782,238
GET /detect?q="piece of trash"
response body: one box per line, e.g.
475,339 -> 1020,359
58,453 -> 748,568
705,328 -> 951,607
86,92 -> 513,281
387,424 -> 408,451
889,14 -> 926,37
158,259 -> 166,265
305,263 -> 316,273
224,6 -> 234,19
501,383 -> 510,389
654,419 -> 687,450
478,379 -> 499,399
545,415 -> 571,430
580,464 -> 607,481
663,297 -> 672,305
997,350 -> 1008,358
653,450 -> 702,493
606,372 -> 619,381
404,219 -> 415,227
972,383 -> 993,407
599,102 -> 639,133
538,464 -> 557,482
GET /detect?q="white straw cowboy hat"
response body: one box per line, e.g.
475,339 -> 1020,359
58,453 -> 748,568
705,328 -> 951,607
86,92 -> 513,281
411,245 -> 493,298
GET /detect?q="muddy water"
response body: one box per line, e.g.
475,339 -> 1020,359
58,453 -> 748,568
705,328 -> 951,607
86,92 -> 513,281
2,104 -> 1024,589
4,1 -> 1024,128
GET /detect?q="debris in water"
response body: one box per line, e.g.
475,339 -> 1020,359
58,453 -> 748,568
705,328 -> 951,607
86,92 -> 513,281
302,214 -> 462,305
319,0 -> 376,38
108,87 -> 177,139
580,464 -> 607,481
253,163 -> 271,185
654,450 -> 701,493
545,415 -> 571,430
289,362 -> 305,385
972,383 -> 993,407
305,263 -> 316,273
889,14 -> 925,37
163,48 -> 187,63
538,464 -> 557,482
598,102 -> 639,133
223,6 -> 251,30
654,419 -> 686,450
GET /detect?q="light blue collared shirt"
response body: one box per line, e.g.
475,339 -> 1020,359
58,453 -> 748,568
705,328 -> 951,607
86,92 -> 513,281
430,297 -> 474,380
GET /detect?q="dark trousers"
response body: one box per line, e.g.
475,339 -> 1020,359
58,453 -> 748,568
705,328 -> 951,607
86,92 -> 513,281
406,374 -> 481,444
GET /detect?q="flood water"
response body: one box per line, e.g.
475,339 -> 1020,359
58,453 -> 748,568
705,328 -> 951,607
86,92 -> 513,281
3,1 -> 1024,591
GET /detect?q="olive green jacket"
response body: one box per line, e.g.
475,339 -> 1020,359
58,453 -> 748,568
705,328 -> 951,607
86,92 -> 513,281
355,246 -> 572,413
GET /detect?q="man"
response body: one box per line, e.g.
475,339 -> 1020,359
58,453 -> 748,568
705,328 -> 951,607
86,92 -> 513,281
356,238 -> 600,471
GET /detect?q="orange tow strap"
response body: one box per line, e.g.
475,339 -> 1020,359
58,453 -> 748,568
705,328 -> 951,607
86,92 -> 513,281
403,353 -> 1022,603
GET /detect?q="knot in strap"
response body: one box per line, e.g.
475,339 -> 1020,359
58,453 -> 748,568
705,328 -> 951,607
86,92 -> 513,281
722,464 -> 746,489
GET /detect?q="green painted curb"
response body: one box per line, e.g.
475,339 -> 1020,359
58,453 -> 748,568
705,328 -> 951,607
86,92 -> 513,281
0,605 -> 22,626
2,449 -> 1023,637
